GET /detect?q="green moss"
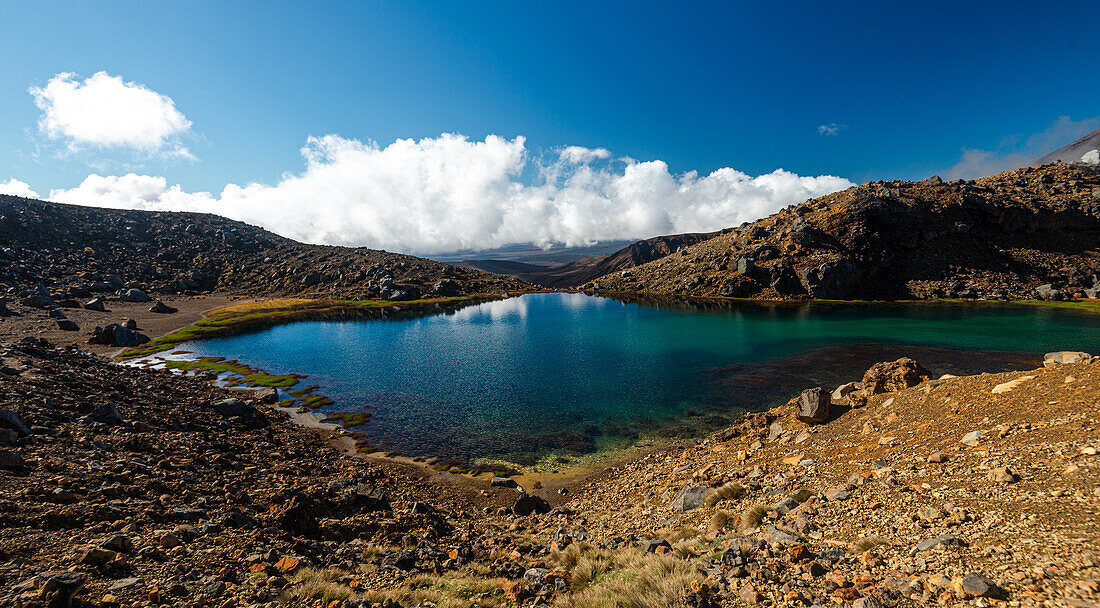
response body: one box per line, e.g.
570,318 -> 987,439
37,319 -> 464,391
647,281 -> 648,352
164,357 -> 304,389
288,385 -> 321,398
321,411 -> 372,427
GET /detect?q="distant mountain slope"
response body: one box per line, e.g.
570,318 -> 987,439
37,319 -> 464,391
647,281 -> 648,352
586,163 -> 1100,300
0,195 -> 531,301
521,231 -> 727,287
1036,127 -> 1100,165
454,231 -> 726,288
454,259 -> 551,275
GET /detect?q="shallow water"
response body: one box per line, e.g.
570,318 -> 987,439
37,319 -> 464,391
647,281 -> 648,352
174,293 -> 1100,467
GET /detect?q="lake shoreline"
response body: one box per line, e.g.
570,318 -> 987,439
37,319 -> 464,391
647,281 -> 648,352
108,292 -> 1099,489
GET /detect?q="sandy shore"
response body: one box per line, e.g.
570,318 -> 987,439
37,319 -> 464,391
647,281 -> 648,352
0,293 -> 253,357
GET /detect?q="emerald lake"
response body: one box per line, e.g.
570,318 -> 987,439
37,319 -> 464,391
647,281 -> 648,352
168,293 -> 1100,468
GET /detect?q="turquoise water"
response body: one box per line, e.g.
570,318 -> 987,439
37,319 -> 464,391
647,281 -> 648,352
176,293 -> 1100,467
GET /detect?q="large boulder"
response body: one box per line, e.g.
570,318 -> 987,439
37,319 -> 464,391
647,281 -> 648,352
861,358 -> 932,394
1035,284 -> 1064,301
670,483 -> 709,512
35,570 -> 87,608
21,283 -> 55,309
797,387 -> 831,423
718,275 -> 759,298
0,449 -> 25,469
83,297 -> 108,312
769,264 -> 804,295
118,288 -> 151,302
88,324 -> 149,347
149,300 -> 177,314
0,410 -> 32,437
798,259 -> 859,299
432,279 -> 460,296
213,398 -> 267,428
1044,351 -> 1092,366
512,492 -> 551,516
830,382 -> 861,406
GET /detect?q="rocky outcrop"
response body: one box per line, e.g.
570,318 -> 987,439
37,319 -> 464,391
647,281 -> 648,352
586,163 -> 1100,300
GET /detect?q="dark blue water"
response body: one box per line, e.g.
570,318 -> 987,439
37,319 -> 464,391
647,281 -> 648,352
175,293 -> 1100,467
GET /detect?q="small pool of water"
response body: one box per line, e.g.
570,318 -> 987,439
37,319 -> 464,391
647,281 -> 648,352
172,293 -> 1099,468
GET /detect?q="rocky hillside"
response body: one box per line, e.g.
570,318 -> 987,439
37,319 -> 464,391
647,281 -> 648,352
0,195 -> 531,304
2,337 -> 1096,607
586,164 -> 1100,301
569,352 -> 1100,608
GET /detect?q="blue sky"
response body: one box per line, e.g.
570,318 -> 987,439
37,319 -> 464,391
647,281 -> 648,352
1,1 -> 1098,252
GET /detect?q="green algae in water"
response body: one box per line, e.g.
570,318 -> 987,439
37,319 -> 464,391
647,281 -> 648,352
172,293 -> 1100,469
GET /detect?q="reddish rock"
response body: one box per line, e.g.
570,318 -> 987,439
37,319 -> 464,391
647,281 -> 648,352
861,358 -> 932,394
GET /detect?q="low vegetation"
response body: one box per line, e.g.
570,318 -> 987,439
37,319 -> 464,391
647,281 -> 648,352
117,296 -> 479,360
739,504 -> 771,532
703,481 -> 744,507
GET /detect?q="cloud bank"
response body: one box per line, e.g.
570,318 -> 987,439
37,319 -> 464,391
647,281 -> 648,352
44,133 -> 853,254
30,71 -> 194,159
946,115 -> 1100,180
0,178 -> 39,198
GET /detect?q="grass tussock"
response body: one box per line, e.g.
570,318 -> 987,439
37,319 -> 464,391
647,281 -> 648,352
659,526 -> 699,545
709,509 -> 732,531
284,565 -> 510,608
551,542 -> 594,571
739,504 -> 771,532
850,536 -> 889,554
552,547 -> 700,608
285,567 -> 361,604
703,481 -> 745,508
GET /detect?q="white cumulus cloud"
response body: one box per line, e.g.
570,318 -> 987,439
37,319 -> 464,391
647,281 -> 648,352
45,133 -> 854,254
30,71 -> 194,159
0,178 -> 39,198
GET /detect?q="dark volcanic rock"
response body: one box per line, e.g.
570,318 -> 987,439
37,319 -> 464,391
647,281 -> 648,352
118,288 -> 151,302
149,300 -> 177,313
0,410 -> 32,437
34,570 -> 86,608
513,492 -> 551,516
88,324 -> 149,347
212,398 -> 267,428
585,163 -> 1100,300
